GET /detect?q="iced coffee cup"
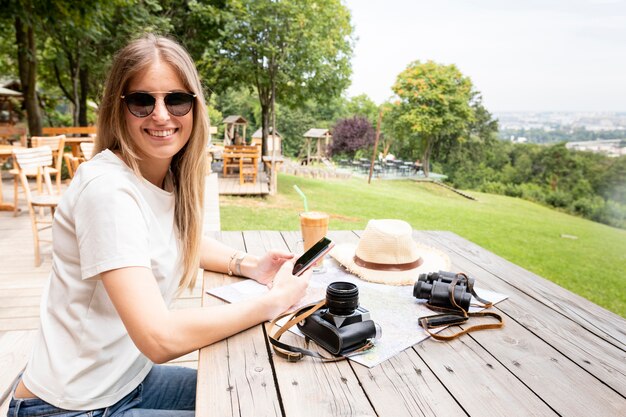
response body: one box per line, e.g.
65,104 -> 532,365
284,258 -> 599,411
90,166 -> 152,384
299,211 -> 330,272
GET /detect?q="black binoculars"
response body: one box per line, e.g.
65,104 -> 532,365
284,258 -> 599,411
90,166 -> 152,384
413,271 -> 473,311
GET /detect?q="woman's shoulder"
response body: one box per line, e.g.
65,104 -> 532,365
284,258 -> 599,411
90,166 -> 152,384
72,150 -> 140,194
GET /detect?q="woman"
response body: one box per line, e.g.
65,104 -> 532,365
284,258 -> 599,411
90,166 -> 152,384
8,34 -> 310,416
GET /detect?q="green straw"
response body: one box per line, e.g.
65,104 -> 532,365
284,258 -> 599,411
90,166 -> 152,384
293,185 -> 309,212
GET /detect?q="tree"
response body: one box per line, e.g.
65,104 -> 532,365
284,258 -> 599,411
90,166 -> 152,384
217,0 -> 353,155
330,116 -> 375,158
39,1 -> 170,126
345,94 -> 378,125
2,0 -> 44,135
385,60 -> 474,176
162,0 -> 233,97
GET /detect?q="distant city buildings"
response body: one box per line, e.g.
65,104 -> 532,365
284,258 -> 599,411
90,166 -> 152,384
510,136 -> 528,143
565,139 -> 626,158
495,111 -> 626,132
496,112 -> 626,155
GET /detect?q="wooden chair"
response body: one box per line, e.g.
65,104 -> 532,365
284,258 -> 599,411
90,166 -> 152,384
10,135 -> 65,214
13,146 -> 61,266
80,142 -> 95,160
238,146 -> 261,185
63,142 -> 95,179
63,153 -> 83,178
239,158 -> 258,184
32,135 -> 66,192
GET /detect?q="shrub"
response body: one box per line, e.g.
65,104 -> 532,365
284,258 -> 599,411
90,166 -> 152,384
570,196 -> 605,218
503,183 -> 523,198
545,190 -> 572,208
480,181 -> 506,195
518,183 -> 545,203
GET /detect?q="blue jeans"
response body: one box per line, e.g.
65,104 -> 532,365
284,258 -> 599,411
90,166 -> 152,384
8,366 -> 196,417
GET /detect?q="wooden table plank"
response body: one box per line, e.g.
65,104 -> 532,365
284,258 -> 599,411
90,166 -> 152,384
242,230 -> 377,417
414,231 -> 626,415
330,230 -> 558,416
285,230 -> 467,416
351,351 -> 468,417
197,231 -> 281,417
419,231 -> 626,397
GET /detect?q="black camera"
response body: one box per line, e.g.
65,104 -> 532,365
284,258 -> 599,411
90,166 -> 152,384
297,282 -> 381,355
413,271 -> 472,311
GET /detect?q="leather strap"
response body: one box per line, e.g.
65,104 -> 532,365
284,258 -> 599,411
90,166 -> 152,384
419,273 -> 504,341
420,311 -> 504,341
353,255 -> 423,271
267,300 -> 373,362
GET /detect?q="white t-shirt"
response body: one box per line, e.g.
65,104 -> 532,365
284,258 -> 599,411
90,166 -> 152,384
22,149 -> 182,410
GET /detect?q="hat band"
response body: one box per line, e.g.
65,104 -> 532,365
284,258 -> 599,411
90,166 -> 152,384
353,255 -> 423,271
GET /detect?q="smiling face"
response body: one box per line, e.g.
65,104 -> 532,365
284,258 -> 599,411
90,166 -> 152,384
123,59 -> 194,179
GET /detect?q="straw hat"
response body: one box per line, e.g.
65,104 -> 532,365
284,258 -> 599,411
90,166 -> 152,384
329,219 -> 450,285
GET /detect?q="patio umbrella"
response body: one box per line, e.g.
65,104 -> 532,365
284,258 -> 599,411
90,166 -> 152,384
0,87 -> 23,97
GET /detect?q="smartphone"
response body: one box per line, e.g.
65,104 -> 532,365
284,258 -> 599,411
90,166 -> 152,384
292,237 -> 335,276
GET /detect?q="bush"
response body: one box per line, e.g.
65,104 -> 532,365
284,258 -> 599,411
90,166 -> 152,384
545,190 -> 572,208
479,181 -> 506,195
503,183 -> 523,198
570,196 -> 605,218
594,200 -> 626,229
518,183 -> 545,203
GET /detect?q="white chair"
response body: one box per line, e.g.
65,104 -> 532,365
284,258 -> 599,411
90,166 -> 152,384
80,142 -> 95,160
13,146 -> 61,266
11,135 -> 65,214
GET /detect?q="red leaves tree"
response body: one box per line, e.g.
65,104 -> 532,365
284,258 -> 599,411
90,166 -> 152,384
330,116 -> 375,157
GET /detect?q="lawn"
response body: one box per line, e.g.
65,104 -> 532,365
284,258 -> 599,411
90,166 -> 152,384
219,173 -> 626,317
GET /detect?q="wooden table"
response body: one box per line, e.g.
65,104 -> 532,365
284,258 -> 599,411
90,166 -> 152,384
197,230 -> 626,417
222,152 -> 260,185
63,136 -> 94,157
0,145 -> 17,211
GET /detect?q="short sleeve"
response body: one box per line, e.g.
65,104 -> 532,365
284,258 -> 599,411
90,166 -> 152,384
74,176 -> 151,280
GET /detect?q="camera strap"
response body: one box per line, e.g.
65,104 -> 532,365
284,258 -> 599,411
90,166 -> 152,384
419,273 -> 504,341
267,300 -> 374,362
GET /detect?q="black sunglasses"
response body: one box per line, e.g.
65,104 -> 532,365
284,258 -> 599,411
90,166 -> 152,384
121,91 -> 196,118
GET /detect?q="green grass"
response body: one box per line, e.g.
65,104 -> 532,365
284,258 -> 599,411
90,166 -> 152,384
220,174 -> 626,317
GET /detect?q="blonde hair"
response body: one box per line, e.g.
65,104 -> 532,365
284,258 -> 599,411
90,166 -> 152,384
97,34 -> 208,291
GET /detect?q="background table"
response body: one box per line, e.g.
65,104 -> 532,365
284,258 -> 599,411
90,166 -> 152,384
0,145 -> 17,211
197,230 -> 626,417
63,136 -> 94,157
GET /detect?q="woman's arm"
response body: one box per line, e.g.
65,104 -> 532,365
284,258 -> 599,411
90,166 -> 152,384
199,236 -> 294,285
101,262 -> 309,364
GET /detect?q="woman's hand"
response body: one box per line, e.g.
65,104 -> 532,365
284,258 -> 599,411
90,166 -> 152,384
263,261 -> 311,319
244,249 -> 295,286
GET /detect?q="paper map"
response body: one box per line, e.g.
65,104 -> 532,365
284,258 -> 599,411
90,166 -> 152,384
207,258 -> 508,368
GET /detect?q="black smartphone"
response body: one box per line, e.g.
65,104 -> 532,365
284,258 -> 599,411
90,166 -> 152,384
292,237 -> 335,276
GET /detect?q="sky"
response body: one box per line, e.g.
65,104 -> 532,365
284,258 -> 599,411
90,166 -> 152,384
343,0 -> 626,112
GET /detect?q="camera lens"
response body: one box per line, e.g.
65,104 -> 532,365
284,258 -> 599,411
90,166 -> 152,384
326,282 -> 359,316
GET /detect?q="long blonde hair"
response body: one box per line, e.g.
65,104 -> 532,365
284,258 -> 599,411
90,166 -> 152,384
97,34 -> 208,291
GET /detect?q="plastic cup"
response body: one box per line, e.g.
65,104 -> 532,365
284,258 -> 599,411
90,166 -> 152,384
299,211 -> 330,272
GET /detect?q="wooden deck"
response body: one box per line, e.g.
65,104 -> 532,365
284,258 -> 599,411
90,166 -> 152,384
218,171 -> 269,195
197,230 -> 626,417
0,172 -> 221,413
